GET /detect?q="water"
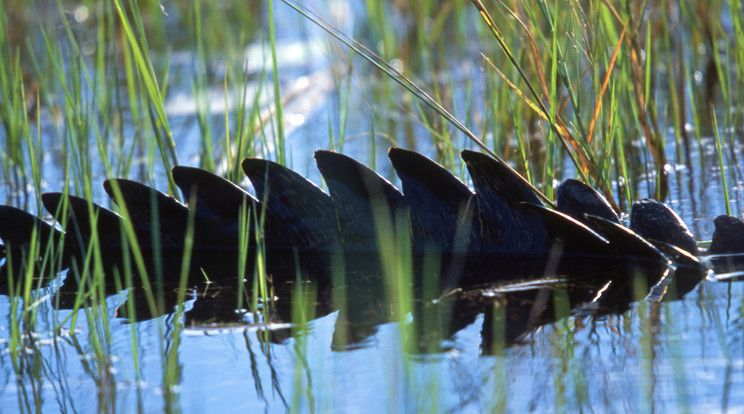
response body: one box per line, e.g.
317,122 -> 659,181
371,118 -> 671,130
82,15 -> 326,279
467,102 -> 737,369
2,280 -> 743,412
1,1 -> 744,412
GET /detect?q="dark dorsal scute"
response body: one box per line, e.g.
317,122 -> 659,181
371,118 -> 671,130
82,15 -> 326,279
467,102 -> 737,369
173,166 -> 256,220
103,179 -> 189,249
0,205 -> 62,261
556,179 -> 620,227
585,214 -> 674,304
388,148 -> 473,252
629,199 -> 697,256
521,203 -> 612,256
587,214 -> 668,262
709,215 -> 744,254
41,193 -> 124,250
314,150 -> 406,250
460,150 -> 548,254
172,166 -> 257,246
241,157 -> 338,251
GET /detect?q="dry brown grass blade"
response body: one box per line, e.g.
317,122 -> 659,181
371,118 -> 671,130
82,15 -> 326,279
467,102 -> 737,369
483,56 -> 549,123
473,1 -> 598,179
555,117 -> 591,175
482,55 -> 610,207
494,0 -> 551,101
474,0 -> 628,211
587,20 -> 628,143
280,0 -> 558,207
599,0 -> 669,200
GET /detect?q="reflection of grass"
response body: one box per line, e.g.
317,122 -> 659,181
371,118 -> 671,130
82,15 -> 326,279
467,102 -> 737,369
0,0 -> 742,412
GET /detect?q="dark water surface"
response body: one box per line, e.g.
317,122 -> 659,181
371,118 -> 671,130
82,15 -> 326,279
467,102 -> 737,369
1,1 -> 744,413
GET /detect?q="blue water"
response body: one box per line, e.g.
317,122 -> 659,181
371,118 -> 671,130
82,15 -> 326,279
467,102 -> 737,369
2,279 -> 743,412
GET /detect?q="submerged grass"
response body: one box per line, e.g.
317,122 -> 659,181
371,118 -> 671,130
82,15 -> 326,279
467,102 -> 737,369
0,0 -> 742,412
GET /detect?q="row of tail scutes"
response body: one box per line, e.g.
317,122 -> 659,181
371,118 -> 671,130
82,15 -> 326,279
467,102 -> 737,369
0,148 -> 709,295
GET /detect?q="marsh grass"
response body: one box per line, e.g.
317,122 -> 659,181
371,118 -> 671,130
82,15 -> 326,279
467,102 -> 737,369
0,0 -> 742,412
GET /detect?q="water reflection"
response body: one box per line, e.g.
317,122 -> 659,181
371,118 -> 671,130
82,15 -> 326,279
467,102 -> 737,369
0,259 -> 738,411
1,247 -> 716,354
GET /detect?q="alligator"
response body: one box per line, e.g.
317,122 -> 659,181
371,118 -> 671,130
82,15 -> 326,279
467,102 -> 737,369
0,148 -> 741,349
